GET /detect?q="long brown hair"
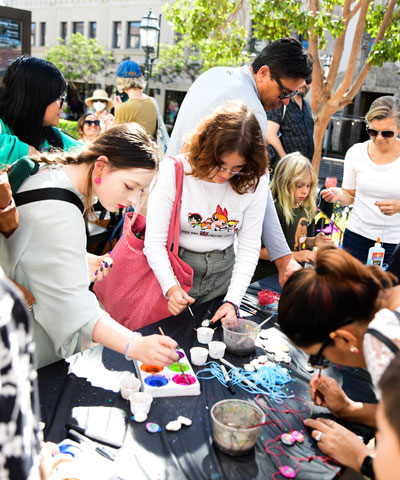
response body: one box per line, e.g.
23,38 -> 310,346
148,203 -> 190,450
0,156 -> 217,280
31,123 -> 158,214
278,245 -> 396,347
181,101 -> 267,194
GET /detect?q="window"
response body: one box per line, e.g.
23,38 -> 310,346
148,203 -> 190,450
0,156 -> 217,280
31,22 -> 36,46
60,22 -> 67,42
73,22 -> 84,35
40,22 -> 46,46
112,21 -> 121,48
127,21 -> 140,49
89,21 -> 96,39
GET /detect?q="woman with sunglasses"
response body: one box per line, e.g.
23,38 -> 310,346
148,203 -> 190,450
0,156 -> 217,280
78,113 -> 101,143
0,56 -> 81,166
144,101 -> 268,322
321,96 -> 400,264
278,245 -> 400,477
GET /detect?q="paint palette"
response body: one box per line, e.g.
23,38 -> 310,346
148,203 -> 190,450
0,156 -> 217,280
134,349 -> 201,398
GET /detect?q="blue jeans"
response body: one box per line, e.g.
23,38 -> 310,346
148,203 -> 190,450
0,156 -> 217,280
343,229 -> 396,265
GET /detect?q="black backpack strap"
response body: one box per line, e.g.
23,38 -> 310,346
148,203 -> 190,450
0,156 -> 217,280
14,188 -> 84,214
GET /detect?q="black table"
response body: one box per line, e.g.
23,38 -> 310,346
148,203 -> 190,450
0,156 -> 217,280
38,276 -> 376,480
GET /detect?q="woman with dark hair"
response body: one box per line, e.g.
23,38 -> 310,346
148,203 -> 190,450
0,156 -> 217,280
0,56 -> 81,165
0,123 -> 178,369
77,113 -> 101,143
144,101 -> 269,322
278,245 -> 400,477
321,96 -> 400,264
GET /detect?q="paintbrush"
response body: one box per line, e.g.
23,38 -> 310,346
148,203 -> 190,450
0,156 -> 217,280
309,368 -> 322,419
158,326 -> 190,385
169,267 -> 196,321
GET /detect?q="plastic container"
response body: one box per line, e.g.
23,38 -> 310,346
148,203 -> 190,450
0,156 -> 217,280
208,341 -> 226,359
129,392 -> 153,415
211,399 -> 265,456
120,374 -> 141,400
367,237 -> 385,267
190,346 -> 208,366
222,318 -> 260,356
197,327 -> 214,344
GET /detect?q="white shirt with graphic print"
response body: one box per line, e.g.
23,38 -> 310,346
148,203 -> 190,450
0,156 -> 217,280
144,155 -> 268,306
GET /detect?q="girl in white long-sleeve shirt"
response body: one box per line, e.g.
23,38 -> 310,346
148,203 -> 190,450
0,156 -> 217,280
144,101 -> 269,322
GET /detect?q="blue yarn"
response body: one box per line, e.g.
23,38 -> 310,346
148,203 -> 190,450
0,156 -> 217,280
196,361 -> 293,403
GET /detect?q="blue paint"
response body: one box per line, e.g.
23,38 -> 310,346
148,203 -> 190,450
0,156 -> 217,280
144,375 -> 168,387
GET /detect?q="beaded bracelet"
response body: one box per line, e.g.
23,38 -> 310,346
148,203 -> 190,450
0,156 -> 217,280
221,300 -> 240,317
124,332 -> 142,361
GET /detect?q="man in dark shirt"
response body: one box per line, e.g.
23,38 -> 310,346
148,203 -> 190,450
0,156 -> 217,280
266,79 -> 314,171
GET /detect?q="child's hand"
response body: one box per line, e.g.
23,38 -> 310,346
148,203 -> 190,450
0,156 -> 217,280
131,334 -> 179,366
292,250 -> 315,264
167,286 -> 195,316
211,302 -> 236,323
314,232 -> 333,247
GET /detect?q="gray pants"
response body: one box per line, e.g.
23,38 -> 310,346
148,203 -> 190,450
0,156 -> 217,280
178,244 -> 235,305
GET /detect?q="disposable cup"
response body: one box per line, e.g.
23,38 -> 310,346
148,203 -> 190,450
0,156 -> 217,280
120,374 -> 141,400
190,347 -> 208,366
197,327 -> 214,344
208,341 -> 226,360
129,392 -> 153,415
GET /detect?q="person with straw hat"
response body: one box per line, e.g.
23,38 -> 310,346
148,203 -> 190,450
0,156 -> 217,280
85,89 -> 114,133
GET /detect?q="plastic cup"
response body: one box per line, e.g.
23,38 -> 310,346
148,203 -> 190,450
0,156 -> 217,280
208,341 -> 226,360
211,399 -> 265,456
197,327 -> 214,344
120,374 -> 141,400
222,318 -> 260,356
129,392 -> 153,415
190,347 -> 208,366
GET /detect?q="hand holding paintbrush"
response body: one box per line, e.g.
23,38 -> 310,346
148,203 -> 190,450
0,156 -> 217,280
159,327 -> 190,385
167,267 -> 196,320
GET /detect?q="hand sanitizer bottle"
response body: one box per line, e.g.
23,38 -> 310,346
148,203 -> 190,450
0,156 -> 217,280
366,237 -> 385,267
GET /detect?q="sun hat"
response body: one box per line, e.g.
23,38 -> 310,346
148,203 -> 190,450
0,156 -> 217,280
116,60 -> 142,78
85,89 -> 113,109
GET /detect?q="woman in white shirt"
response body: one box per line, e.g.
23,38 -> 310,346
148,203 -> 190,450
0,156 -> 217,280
278,245 -> 400,477
144,101 -> 269,322
0,123 -> 178,368
322,96 -> 400,264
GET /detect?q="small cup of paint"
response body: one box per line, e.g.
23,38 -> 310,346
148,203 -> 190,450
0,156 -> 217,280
120,374 -> 141,400
208,341 -> 226,360
129,392 -> 153,415
190,347 -> 209,366
197,327 -> 214,344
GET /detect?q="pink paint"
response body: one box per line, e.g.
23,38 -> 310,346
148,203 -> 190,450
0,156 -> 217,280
172,374 -> 196,385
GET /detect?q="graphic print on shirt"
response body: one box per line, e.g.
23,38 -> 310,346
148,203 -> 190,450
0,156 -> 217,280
187,204 -> 239,237
293,216 -> 308,251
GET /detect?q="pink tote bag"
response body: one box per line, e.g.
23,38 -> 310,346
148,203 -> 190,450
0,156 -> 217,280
94,158 -> 193,330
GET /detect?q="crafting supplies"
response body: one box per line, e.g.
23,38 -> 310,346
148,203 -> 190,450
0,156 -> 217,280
366,237 -> 385,267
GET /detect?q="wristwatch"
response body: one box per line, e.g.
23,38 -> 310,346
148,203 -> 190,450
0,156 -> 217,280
360,455 -> 375,479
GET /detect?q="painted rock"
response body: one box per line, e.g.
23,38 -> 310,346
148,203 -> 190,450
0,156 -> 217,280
146,422 -> 161,433
280,465 -> 296,478
280,433 -> 295,446
291,431 -> 304,443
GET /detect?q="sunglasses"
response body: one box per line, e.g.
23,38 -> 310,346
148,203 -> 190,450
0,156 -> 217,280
270,72 -> 299,100
84,120 -> 101,127
215,165 -> 250,176
58,93 -> 67,109
366,127 -> 396,138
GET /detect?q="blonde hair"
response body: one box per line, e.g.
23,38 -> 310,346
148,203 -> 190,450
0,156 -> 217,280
365,95 -> 400,127
116,76 -> 146,92
270,152 -> 317,225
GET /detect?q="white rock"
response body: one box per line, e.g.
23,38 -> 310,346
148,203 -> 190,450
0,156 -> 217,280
177,416 -> 192,426
282,355 -> 291,364
257,355 -> 268,363
264,361 -> 275,367
305,364 -> 314,372
279,343 -> 289,353
259,330 -> 270,339
244,364 -> 256,372
201,320 -> 211,327
166,420 -> 182,432
250,359 -> 260,368
133,412 -> 147,423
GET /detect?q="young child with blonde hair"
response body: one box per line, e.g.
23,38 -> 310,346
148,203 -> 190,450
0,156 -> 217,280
253,152 -> 332,280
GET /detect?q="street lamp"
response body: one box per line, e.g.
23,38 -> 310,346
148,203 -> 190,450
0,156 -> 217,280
140,8 -> 160,95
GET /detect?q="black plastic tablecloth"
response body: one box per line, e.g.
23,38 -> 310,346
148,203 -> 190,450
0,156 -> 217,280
38,276 -> 376,480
